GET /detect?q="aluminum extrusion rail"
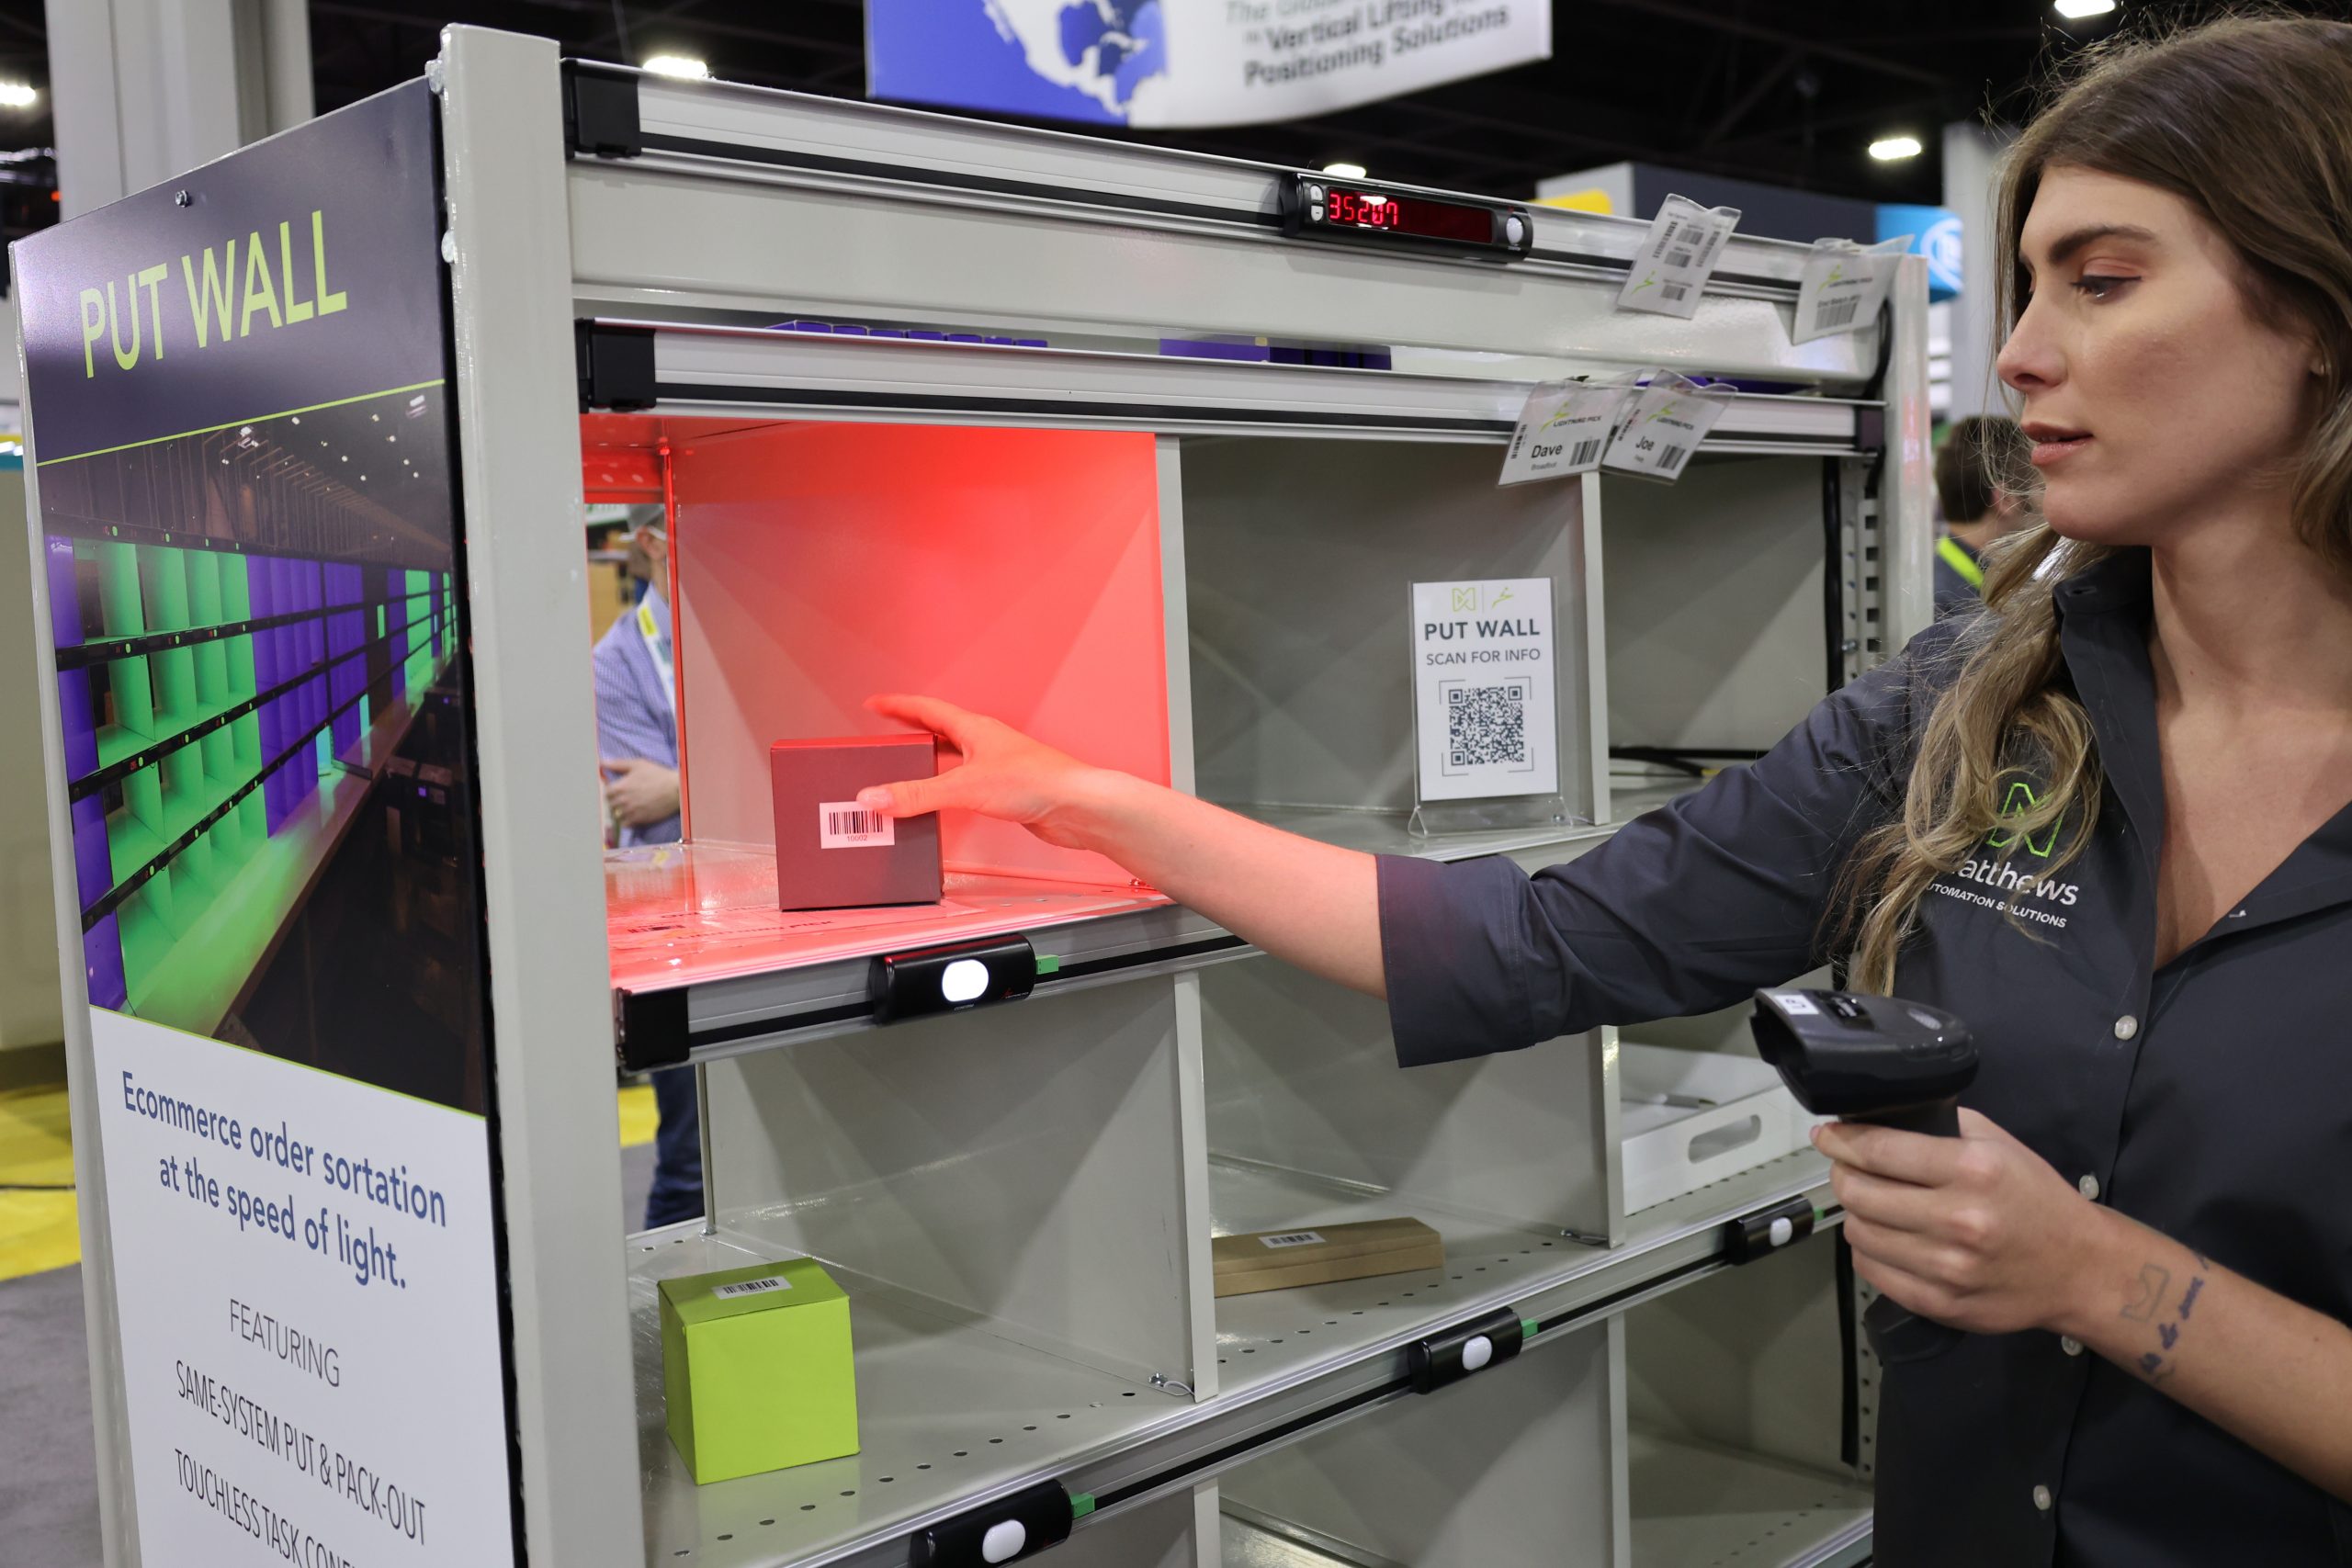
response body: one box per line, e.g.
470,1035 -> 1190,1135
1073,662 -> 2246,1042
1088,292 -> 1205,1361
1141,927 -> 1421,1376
576,321 -> 1886,454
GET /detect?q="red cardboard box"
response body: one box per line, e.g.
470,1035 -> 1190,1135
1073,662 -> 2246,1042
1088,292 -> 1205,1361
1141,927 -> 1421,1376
769,735 -> 943,910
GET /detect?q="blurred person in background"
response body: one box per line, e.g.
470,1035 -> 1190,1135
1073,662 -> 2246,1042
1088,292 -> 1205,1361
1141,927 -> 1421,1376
1933,414 -> 2032,613
592,507 -> 698,1227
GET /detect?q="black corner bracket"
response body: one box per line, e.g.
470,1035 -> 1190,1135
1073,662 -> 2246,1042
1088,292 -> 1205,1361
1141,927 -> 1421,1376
909,1479 -> 1075,1567
1408,1306 -> 1525,1395
614,987 -> 692,1073
562,59 -> 642,159
1855,404 -> 1887,455
577,320 -> 658,413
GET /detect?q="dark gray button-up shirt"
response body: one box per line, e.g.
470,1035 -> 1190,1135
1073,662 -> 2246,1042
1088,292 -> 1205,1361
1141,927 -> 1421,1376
1378,549 -> 2352,1565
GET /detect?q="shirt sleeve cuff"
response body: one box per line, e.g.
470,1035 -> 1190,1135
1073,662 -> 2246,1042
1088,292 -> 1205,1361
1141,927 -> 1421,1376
1376,852 -> 1538,1069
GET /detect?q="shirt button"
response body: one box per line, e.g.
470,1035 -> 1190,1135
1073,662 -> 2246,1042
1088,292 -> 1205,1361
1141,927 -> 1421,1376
2113,1014 -> 2139,1041
2061,1335 -> 2084,1357
2078,1173 -> 2102,1201
2033,1484 -> 2054,1512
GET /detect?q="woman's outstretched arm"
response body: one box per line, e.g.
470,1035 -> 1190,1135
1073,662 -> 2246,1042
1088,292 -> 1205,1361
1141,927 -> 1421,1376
857,694 -> 1387,997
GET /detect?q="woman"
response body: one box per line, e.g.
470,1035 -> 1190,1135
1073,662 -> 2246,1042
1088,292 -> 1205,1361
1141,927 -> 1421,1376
856,18 -> 2352,1563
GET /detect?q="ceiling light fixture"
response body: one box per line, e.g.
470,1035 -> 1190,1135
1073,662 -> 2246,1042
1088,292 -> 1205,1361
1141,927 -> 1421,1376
644,55 -> 709,79
1321,162 -> 1368,180
2054,0 -> 2116,18
1868,135 -> 1924,161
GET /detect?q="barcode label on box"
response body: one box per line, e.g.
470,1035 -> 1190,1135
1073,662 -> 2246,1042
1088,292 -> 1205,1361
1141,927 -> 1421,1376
820,802 -> 895,849
1569,437 -> 1602,468
1260,1231 -> 1327,1249
713,1275 -> 793,1300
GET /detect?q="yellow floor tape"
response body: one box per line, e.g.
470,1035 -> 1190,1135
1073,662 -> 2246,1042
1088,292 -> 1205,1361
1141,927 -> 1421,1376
0,1081 -> 661,1283
617,1081 -> 659,1148
1,1083 -> 81,1282
0,1189 -> 81,1281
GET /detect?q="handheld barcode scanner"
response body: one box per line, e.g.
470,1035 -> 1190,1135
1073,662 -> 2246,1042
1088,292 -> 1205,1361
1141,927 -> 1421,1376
1749,988 -> 1979,1364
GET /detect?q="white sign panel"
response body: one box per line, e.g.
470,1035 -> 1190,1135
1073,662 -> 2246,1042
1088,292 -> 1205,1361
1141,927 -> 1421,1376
1411,578 -> 1558,802
94,1011 -> 516,1568
871,2 -> 1553,130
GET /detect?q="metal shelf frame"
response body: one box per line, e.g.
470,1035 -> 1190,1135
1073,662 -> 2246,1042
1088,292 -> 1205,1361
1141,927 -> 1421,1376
425,27 -> 1938,1568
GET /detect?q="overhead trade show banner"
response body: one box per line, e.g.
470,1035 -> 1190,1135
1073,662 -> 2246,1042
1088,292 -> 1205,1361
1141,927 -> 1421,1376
17,83 -> 520,1568
868,1 -> 1551,129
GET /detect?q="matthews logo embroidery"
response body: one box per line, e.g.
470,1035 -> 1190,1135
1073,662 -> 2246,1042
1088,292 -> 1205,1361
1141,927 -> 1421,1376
1929,781 -> 2082,929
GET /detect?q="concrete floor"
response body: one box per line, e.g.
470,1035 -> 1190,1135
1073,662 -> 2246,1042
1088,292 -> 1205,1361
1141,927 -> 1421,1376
0,1140 -> 660,1564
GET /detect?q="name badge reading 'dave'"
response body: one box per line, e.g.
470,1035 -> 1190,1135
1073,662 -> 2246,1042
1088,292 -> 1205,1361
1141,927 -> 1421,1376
1498,378 -> 1641,487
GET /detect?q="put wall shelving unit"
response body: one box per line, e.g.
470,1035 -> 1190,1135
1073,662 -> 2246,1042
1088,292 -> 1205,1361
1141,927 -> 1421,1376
43,26 -> 1932,1568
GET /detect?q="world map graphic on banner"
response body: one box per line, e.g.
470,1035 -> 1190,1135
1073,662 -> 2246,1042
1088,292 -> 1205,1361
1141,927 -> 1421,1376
870,0 -> 1550,130
992,1 -> 1170,119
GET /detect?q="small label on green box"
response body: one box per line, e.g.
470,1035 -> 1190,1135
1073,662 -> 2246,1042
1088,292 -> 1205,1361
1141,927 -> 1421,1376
660,1258 -> 858,1483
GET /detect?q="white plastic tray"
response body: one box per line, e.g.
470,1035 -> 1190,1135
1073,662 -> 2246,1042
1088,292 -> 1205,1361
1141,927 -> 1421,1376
1620,1043 -> 1824,1213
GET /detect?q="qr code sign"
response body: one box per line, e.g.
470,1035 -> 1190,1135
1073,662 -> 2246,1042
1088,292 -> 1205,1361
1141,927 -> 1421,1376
1444,680 -> 1532,773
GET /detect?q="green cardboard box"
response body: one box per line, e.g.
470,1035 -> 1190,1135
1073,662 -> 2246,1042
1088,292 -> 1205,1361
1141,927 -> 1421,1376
660,1257 -> 859,1483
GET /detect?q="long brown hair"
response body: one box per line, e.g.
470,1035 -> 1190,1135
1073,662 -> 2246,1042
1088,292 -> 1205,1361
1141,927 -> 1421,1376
1843,14 -> 2352,991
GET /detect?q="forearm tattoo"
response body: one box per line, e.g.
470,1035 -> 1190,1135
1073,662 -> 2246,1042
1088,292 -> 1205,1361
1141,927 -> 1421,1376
2123,1252 -> 2210,1388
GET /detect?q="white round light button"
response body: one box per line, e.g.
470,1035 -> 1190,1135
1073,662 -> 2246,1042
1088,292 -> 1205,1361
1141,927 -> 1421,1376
1460,1335 -> 1495,1372
1504,214 -> 1527,245
1768,1215 -> 1795,1248
941,958 -> 990,1005
981,1519 -> 1027,1563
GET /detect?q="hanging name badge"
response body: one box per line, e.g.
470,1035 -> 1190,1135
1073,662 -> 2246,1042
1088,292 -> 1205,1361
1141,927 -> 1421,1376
1601,373 -> 1736,483
1793,234 -> 1912,343
1616,194 -> 1741,320
1498,377 -> 1640,486
1409,579 -> 1559,803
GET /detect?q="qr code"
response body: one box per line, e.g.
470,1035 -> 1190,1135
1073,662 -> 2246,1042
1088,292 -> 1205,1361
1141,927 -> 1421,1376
1445,681 -> 1531,771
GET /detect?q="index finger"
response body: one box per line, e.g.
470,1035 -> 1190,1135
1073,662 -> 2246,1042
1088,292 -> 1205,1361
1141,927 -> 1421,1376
1810,1120 -> 1967,1187
866,693 -> 984,749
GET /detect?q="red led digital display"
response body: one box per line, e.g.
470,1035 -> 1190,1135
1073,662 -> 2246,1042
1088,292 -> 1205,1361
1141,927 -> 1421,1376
1320,185 -> 1497,244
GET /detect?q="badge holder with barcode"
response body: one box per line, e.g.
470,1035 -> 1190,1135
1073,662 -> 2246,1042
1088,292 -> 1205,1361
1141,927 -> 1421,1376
1406,577 -> 1576,838
1793,234 -> 1911,344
